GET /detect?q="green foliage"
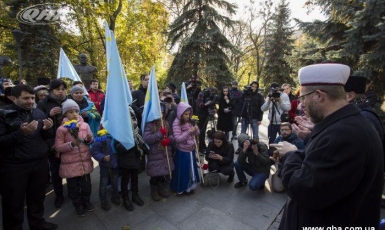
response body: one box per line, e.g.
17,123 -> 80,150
262,0 -> 295,86
166,0 -> 238,89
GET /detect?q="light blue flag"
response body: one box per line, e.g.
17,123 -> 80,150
102,21 -> 134,150
57,48 -> 88,96
141,66 -> 162,135
180,82 -> 189,104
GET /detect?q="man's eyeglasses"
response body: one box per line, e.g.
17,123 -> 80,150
298,91 -> 316,102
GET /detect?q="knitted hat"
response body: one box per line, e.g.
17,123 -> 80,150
34,85 -> 49,93
299,63 -> 350,86
232,81 -> 238,85
49,79 -> 67,92
344,75 -> 367,94
62,99 -> 79,115
238,133 -> 250,146
167,83 -> 176,92
37,77 -> 51,86
270,82 -> 279,89
70,85 -> 83,96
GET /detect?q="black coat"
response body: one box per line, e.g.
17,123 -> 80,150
217,94 -> 233,132
240,91 -> 264,121
229,88 -> 243,117
131,85 -> 147,125
0,104 -> 51,165
279,104 -> 383,229
114,140 -> 142,170
205,140 -> 234,166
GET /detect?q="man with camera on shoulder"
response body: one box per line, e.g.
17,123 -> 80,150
240,81 -> 264,142
233,134 -> 271,190
261,82 -> 291,144
186,77 -> 202,114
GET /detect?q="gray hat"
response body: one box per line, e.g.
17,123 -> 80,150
232,81 -> 238,85
238,133 -> 250,145
70,85 -> 83,96
62,99 -> 80,115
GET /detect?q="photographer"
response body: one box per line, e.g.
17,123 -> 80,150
186,77 -> 202,115
166,83 -> 181,104
229,81 -> 243,140
240,81 -> 264,142
161,89 -> 177,133
261,82 -> 291,144
233,134 -> 270,190
196,87 -> 218,153
205,131 -> 235,183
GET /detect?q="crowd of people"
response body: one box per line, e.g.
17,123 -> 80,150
0,62 -> 384,229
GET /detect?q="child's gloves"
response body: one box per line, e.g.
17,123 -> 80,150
159,127 -> 167,136
160,137 -> 171,147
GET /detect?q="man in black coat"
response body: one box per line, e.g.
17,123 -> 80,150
229,81 -> 242,140
131,73 -> 149,127
271,63 -> 383,229
0,85 -> 57,230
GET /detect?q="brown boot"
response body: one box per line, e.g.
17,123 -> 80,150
150,183 -> 161,201
158,181 -> 170,198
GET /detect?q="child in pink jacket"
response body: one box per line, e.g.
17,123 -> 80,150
55,99 -> 94,217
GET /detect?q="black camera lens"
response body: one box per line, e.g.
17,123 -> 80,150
164,97 -> 173,104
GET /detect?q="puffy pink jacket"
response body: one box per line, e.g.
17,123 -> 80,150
172,102 -> 200,152
55,117 -> 94,179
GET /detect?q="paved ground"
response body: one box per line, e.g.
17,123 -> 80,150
1,112 -> 384,229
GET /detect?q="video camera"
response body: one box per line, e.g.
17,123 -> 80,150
247,139 -> 262,152
162,91 -> 173,104
187,77 -> 201,91
268,87 -> 282,99
243,86 -> 253,97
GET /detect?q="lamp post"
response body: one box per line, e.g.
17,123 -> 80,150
12,29 -> 24,81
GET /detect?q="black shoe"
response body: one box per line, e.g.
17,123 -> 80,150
189,190 -> 195,195
54,195 -> 63,208
227,174 -> 234,183
83,201 -> 95,212
123,198 -> 134,211
132,194 -> 144,206
75,205 -> 86,217
234,181 -> 248,189
231,136 -> 238,140
33,221 -> 58,230
101,200 -> 111,211
111,195 -> 121,205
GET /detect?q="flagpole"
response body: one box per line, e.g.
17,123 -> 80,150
160,117 -> 172,179
194,136 -> 205,184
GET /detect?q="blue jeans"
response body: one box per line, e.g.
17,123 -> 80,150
99,166 -> 119,201
234,161 -> 269,191
241,118 -> 259,139
268,124 -> 281,144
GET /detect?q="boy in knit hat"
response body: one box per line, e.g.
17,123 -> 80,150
55,99 -> 94,217
233,133 -> 270,190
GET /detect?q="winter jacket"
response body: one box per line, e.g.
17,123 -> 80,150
87,88 -> 105,114
273,133 -> 305,150
237,142 -> 270,174
172,102 -> 200,152
55,116 -> 94,178
261,92 -> 291,124
115,141 -> 142,170
241,90 -> 264,121
143,120 -> 175,177
91,136 -> 118,169
205,140 -> 234,166
131,84 -> 147,124
229,87 -> 243,117
0,104 -> 51,165
37,94 -> 67,148
217,94 -> 233,132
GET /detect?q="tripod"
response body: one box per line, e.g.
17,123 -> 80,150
268,99 -> 280,144
238,96 -> 254,140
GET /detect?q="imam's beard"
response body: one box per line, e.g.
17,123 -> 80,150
307,99 -> 323,124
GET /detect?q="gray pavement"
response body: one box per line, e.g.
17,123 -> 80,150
1,113 -> 384,229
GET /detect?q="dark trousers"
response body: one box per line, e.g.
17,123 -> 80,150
99,166 -> 119,201
149,175 -> 169,185
48,154 -> 63,197
67,174 -> 92,207
268,124 -> 281,144
120,168 -> 139,198
208,160 -> 234,176
0,159 -> 48,230
198,116 -> 208,151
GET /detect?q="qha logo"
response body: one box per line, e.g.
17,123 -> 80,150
16,4 -> 63,25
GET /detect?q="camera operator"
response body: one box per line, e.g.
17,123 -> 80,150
166,83 -> 181,104
186,77 -> 202,115
240,81 -> 264,142
161,89 -> 177,133
229,81 -> 243,140
261,82 -> 291,144
196,87 -> 218,153
233,134 -> 270,190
